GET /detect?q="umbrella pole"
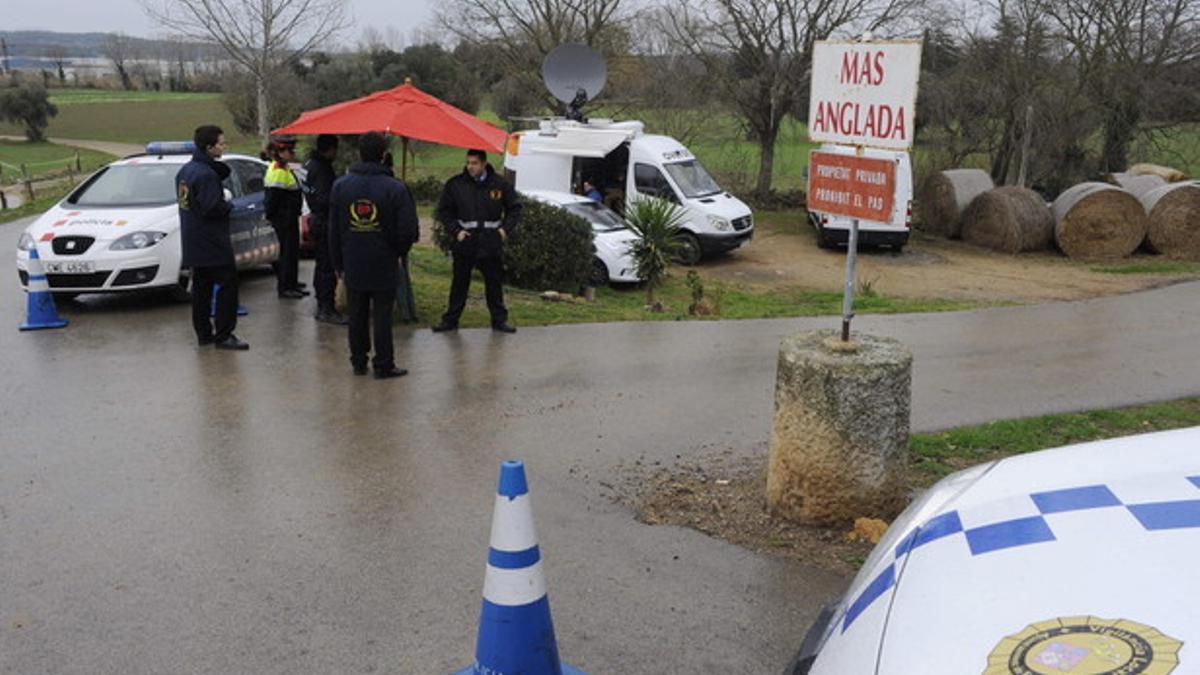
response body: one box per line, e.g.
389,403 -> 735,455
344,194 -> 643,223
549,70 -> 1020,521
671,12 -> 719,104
401,136 -> 409,182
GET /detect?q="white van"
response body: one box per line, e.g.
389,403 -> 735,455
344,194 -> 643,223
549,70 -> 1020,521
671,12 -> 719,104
806,144 -> 913,250
504,118 -> 754,265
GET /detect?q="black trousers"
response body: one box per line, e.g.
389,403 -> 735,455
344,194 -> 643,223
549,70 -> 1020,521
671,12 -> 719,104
191,264 -> 238,342
271,217 -> 299,294
312,225 -> 337,312
348,287 -> 396,371
442,253 -> 507,327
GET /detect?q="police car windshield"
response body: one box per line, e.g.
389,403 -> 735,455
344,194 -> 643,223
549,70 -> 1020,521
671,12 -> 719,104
664,160 -> 722,199
563,201 -> 627,232
71,164 -> 178,207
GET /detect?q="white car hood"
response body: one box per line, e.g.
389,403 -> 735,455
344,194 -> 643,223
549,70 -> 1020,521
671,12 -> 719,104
825,427 -> 1200,674
25,203 -> 177,246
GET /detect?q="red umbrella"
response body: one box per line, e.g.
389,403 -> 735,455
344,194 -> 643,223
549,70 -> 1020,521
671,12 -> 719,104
272,79 -> 507,179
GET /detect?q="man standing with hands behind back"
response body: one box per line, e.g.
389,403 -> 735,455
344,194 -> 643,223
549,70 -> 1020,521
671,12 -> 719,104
329,132 -> 419,379
431,149 -> 521,334
177,124 -> 247,351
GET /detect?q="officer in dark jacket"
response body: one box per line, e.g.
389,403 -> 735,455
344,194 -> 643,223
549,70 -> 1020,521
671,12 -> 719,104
264,135 -> 307,299
177,125 -> 247,351
302,134 -> 346,324
329,132 -> 419,379
431,149 -> 522,334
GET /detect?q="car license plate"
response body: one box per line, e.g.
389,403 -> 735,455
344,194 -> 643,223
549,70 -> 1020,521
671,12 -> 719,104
44,261 -> 96,274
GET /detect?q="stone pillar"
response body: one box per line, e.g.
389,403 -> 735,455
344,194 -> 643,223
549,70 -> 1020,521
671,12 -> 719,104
767,331 -> 912,526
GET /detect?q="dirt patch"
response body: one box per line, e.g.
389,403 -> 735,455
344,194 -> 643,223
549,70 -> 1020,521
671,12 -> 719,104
617,449 -> 874,578
701,214 -> 1200,303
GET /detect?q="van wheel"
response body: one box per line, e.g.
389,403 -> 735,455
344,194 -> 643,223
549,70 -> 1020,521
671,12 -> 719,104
169,273 -> 191,303
589,258 -> 610,287
675,232 -> 703,266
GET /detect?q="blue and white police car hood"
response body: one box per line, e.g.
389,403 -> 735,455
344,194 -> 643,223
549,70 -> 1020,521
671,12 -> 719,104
818,427 -> 1200,675
24,203 -> 177,249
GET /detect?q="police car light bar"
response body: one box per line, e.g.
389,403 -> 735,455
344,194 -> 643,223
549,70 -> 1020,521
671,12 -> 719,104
145,141 -> 196,155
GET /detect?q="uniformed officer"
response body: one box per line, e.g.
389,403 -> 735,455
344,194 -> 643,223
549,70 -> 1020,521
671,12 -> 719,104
302,134 -> 347,324
431,149 -> 522,334
177,124 -> 247,350
328,132 -> 419,379
264,135 -> 307,300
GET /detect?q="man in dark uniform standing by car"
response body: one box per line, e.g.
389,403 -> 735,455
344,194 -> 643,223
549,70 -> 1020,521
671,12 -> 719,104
431,149 -> 521,334
302,134 -> 347,324
264,135 -> 307,300
177,124 -> 248,351
329,131 -> 419,379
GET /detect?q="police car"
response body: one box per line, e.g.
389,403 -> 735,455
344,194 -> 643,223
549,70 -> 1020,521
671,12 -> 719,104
15,142 -> 279,300
521,190 -> 640,286
788,427 -> 1200,674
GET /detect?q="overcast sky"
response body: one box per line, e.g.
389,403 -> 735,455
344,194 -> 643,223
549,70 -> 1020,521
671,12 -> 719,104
7,0 -> 439,43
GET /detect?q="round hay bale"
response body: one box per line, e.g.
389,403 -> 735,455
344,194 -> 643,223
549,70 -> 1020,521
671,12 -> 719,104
916,169 -> 994,238
1130,163 -> 1189,183
1052,182 -> 1149,260
1140,181 -> 1200,259
960,186 -> 1055,253
1108,172 -> 1167,198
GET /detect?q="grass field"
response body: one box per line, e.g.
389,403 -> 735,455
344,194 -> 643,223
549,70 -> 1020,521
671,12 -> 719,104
909,397 -> 1200,486
3,88 -> 1198,191
0,184 -> 71,225
0,140 -> 115,184
403,245 -> 983,328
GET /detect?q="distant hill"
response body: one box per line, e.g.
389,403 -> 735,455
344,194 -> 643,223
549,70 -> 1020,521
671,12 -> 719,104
0,31 -> 214,59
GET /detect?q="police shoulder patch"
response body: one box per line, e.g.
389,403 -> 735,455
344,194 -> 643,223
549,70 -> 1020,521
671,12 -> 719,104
985,616 -> 1182,675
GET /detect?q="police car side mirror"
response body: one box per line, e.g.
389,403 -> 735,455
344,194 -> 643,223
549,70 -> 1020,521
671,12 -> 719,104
223,188 -> 234,202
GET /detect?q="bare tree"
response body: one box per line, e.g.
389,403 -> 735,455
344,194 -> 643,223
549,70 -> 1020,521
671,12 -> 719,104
665,0 -> 924,197
44,45 -> 69,85
437,0 -> 631,112
141,0 -> 351,143
1046,0 -> 1200,171
103,33 -> 136,90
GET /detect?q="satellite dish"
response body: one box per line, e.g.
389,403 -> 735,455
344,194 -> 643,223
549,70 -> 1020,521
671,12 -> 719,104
542,44 -> 607,121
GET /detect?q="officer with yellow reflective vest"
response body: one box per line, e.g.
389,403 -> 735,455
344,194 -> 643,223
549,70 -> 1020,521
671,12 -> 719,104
264,136 -> 307,300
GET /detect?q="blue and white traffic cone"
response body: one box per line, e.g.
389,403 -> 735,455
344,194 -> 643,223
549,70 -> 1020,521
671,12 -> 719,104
210,284 -> 249,317
456,461 -> 586,675
20,248 -> 68,331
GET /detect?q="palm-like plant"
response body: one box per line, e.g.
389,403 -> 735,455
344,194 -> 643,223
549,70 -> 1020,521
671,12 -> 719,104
623,196 -> 687,310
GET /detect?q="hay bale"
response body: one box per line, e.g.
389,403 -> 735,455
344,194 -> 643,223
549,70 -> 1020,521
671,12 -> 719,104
1130,163 -> 1189,183
1108,172 -> 1167,198
1052,182 -> 1149,260
960,187 -> 1055,253
1139,181 -> 1200,259
916,169 -> 994,238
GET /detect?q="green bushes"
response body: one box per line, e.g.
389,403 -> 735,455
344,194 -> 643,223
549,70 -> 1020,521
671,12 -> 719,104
0,84 -> 59,142
432,196 -> 595,292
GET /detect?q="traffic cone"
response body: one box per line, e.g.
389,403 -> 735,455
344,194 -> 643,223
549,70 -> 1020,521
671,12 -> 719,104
455,461 -> 586,675
20,249 -> 68,331
210,284 -> 249,317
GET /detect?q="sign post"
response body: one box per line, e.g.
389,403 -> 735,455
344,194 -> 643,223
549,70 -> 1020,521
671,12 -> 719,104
806,38 -> 921,341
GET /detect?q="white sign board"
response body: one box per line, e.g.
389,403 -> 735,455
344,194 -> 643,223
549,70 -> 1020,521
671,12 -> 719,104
808,40 -> 922,151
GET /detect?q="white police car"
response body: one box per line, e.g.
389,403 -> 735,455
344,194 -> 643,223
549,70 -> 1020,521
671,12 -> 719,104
521,190 -> 639,286
15,142 -> 279,300
789,427 -> 1200,674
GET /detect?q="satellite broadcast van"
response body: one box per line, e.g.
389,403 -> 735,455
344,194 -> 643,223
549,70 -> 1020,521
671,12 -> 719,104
503,44 -> 755,265
806,143 -> 913,251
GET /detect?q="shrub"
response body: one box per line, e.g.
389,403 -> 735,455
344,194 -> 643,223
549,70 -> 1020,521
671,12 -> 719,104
408,175 -> 444,205
0,84 -> 58,141
625,196 -> 687,308
431,196 -> 595,292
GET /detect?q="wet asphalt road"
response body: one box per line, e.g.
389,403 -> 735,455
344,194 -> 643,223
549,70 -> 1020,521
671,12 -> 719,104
2,214 -> 1199,674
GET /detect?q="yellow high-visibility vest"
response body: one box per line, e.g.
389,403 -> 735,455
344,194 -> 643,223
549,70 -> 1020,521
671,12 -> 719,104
264,162 -> 299,191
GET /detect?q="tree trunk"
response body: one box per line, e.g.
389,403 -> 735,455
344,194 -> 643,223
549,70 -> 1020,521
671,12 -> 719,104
256,73 -> 270,147
117,66 -> 132,91
1098,96 -> 1140,175
646,282 -> 655,308
755,125 -> 778,198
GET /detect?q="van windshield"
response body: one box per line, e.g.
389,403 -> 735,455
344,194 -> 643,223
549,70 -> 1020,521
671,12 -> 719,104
70,165 -> 178,207
664,159 -> 722,199
563,201 -> 627,232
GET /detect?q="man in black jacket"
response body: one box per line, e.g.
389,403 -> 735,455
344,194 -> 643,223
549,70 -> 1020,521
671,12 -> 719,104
302,134 -> 347,324
329,132 -> 419,379
431,149 -> 522,334
177,125 -> 247,351
264,135 -> 307,299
